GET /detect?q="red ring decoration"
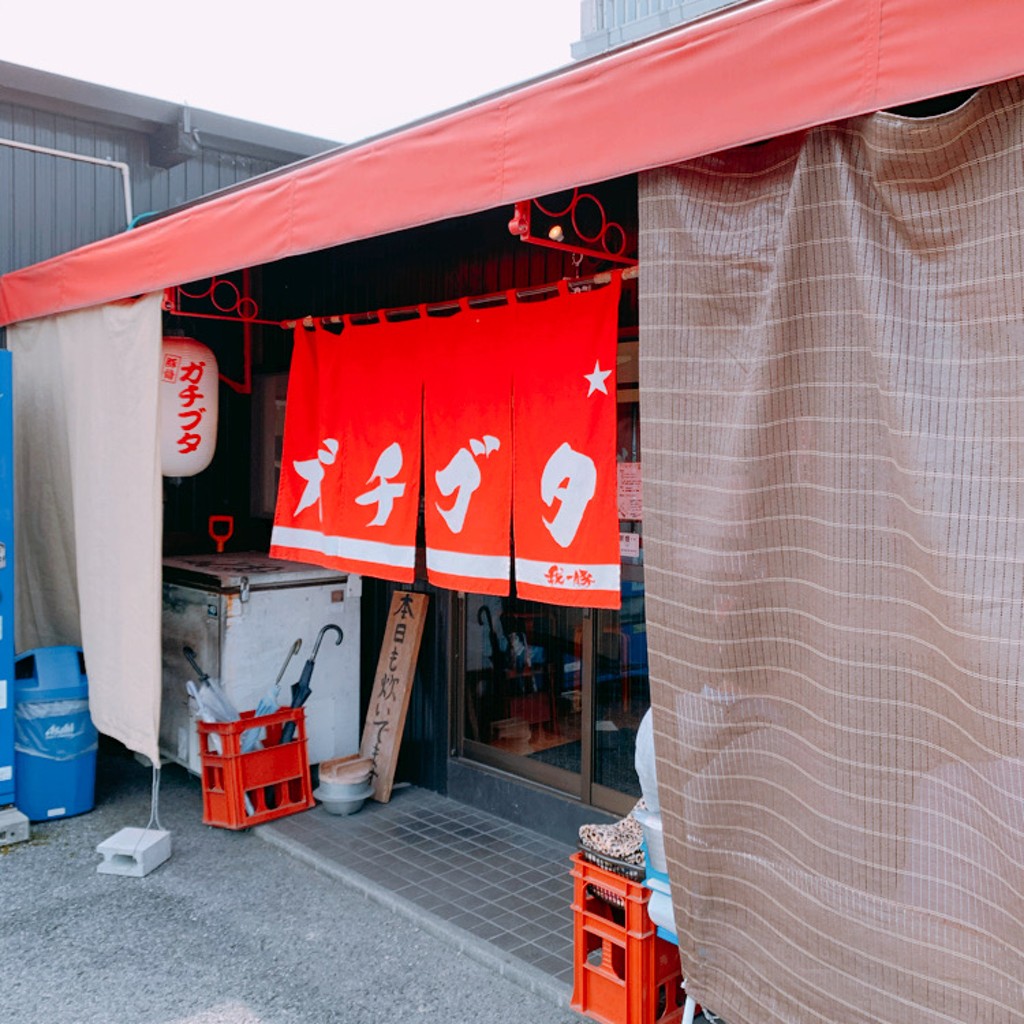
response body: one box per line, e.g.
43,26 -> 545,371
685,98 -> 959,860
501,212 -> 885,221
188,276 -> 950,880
530,189 -> 633,259
571,193 -> 607,244
534,188 -> 578,219
211,278 -> 241,313
602,222 -> 627,256
177,280 -> 216,301
171,275 -> 264,322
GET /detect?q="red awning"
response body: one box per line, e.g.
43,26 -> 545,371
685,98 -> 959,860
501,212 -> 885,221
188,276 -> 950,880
3,0 -> 1024,326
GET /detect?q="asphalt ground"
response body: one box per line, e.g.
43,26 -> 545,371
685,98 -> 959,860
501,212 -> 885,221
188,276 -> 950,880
1,741 -> 584,1024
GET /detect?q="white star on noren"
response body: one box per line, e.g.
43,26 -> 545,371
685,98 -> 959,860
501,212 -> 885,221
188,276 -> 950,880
584,360 -> 612,397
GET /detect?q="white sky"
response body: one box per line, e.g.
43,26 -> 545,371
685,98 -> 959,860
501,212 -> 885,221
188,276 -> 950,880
1,1 -> 583,143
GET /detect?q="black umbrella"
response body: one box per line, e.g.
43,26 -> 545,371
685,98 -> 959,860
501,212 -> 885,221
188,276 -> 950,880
280,623 -> 343,744
477,605 -> 505,678
183,645 -> 211,688
474,605 -> 508,739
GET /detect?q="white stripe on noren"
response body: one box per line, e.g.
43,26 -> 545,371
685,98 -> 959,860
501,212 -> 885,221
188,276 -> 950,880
514,557 -> 620,591
425,547 -> 510,580
271,526 -> 415,569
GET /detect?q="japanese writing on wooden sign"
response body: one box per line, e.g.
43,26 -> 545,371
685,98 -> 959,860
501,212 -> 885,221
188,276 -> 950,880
360,590 -> 428,803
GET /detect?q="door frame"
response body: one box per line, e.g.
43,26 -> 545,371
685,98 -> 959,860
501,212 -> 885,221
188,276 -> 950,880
452,596 -> 636,816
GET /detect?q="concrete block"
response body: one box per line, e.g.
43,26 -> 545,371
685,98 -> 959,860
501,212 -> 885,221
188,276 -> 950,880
96,827 -> 171,877
0,806 -> 30,845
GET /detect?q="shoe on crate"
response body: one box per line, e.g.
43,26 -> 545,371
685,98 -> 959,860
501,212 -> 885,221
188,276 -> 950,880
577,799 -> 646,884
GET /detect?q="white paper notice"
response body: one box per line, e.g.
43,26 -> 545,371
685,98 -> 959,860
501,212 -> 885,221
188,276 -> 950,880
617,462 -> 642,521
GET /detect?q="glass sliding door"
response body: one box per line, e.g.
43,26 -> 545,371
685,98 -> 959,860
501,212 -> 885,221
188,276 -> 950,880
462,594 -> 587,794
458,585 -> 648,814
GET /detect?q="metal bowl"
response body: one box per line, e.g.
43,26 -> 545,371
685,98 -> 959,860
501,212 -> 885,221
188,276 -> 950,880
315,777 -> 373,799
313,782 -> 373,816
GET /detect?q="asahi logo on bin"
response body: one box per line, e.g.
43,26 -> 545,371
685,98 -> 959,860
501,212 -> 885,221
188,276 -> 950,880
45,722 -> 77,740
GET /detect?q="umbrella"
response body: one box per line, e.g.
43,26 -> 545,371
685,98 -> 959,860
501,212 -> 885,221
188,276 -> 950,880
280,624 -> 343,744
474,605 -> 507,738
478,605 -> 506,678
241,637 -> 302,753
183,645 -> 238,728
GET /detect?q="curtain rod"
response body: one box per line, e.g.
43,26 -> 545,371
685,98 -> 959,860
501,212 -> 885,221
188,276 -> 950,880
279,264 -> 638,331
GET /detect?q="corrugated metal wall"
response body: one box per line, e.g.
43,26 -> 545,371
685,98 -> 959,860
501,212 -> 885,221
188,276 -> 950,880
572,0 -> 742,58
0,100 -> 283,277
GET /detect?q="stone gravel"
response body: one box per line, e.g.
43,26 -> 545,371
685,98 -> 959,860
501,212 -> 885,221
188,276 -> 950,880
1,741 -> 583,1024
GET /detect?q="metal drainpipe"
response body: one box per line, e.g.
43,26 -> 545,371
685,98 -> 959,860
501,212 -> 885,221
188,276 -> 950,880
0,137 -> 133,226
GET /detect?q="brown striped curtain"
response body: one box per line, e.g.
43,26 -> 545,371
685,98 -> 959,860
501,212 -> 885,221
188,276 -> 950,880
639,78 -> 1024,1024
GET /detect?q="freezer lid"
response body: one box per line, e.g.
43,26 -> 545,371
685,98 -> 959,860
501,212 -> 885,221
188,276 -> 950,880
162,551 -> 349,590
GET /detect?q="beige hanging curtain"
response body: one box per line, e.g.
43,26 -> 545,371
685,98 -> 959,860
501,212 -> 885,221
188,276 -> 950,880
639,78 -> 1024,1024
9,294 -> 163,764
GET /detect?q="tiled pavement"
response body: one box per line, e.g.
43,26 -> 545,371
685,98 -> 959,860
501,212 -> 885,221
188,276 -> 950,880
258,784 -> 579,1005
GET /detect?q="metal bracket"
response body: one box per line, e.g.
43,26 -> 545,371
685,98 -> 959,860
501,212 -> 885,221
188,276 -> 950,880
162,271 -> 271,395
508,189 -> 637,266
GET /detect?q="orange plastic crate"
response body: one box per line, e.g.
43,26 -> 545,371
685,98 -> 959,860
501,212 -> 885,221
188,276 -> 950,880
571,852 -> 686,1024
197,707 -> 314,830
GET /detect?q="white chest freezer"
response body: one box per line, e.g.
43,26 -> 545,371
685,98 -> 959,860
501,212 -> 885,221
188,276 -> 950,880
160,552 -> 361,773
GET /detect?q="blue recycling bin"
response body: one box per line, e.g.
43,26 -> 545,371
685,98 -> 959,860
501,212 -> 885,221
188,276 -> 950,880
14,646 -> 98,821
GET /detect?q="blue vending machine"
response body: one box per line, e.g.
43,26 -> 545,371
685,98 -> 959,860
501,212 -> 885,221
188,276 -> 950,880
0,349 -> 14,807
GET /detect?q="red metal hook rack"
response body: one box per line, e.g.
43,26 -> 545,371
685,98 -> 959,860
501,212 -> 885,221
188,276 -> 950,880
508,189 -> 637,266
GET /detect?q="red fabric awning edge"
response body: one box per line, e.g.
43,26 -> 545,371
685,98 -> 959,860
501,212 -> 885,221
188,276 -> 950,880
3,0 -> 1024,326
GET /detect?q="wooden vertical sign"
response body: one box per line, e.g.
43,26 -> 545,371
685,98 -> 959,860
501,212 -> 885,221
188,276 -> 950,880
359,590 -> 428,803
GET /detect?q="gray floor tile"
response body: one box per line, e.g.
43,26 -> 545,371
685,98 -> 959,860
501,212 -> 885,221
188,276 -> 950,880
498,891 -> 536,912
455,892 -> 491,913
532,911 -> 572,935
509,941 -> 556,967
464,917 -> 506,941
535,894 -> 572,915
487,907 -> 534,930
489,930 -> 531,954
426,880 -> 467,901
264,785 -> 579,987
400,880 -> 445,900
474,883 -> 510,902
510,917 -> 555,943
436,867 -> 477,888
444,908 -> 489,930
